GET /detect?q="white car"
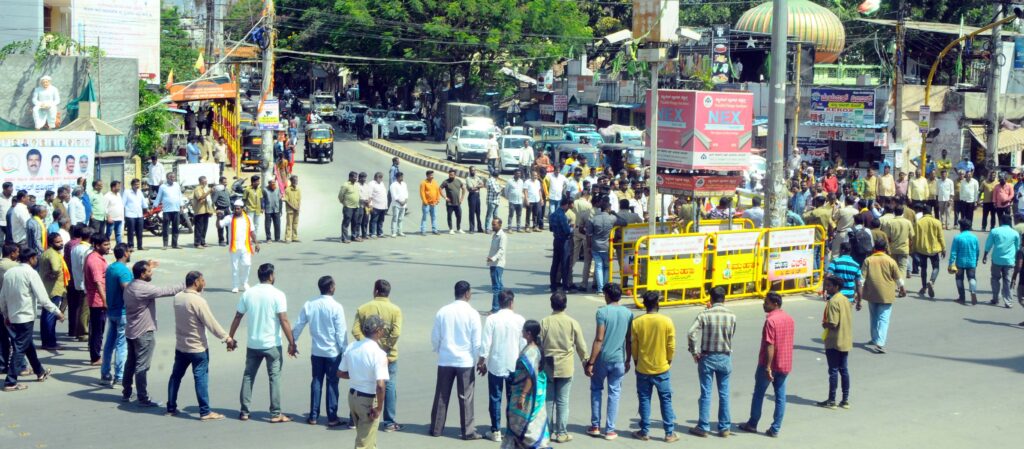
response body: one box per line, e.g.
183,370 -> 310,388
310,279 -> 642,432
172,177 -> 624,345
497,135 -> 534,173
385,111 -> 428,140
502,125 -> 528,136
446,126 -> 492,163
311,94 -> 336,121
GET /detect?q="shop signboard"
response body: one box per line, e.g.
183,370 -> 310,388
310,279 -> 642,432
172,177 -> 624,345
598,106 -> 612,121
0,131 -> 96,197
808,88 -> 876,126
656,174 -> 743,196
647,89 -> 753,171
553,94 -> 569,112
710,25 -> 732,84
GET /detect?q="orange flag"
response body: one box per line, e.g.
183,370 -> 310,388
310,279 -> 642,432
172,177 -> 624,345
195,52 -> 206,75
165,68 -> 174,90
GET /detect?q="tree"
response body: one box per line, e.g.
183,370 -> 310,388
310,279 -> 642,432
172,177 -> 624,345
132,80 -> 174,159
160,5 -> 199,85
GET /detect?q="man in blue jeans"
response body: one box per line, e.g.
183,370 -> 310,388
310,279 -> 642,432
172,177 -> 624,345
486,218 -> 507,313
587,198 -> 616,293
100,244 -> 133,387
739,291 -> 795,438
584,283 -> 632,440
631,291 -> 677,442
477,290 -> 525,442
166,271 -> 232,420
687,287 -> 737,437
291,275 -> 348,426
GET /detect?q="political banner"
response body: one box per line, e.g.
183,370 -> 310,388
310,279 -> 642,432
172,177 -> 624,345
766,249 -> 814,281
0,131 -> 96,197
647,257 -> 704,291
712,252 -> 758,285
808,88 -> 876,126
258,99 -> 282,130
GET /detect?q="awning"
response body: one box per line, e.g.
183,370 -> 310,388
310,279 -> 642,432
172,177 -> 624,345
858,18 -> 1021,37
968,125 -> 1024,154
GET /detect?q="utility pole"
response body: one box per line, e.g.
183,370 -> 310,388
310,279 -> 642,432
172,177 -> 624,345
893,0 -> 906,146
986,3 -> 1005,172
213,0 -> 225,74
765,0 -> 789,227
647,60 -> 661,236
260,0 -> 276,182
204,0 -> 215,69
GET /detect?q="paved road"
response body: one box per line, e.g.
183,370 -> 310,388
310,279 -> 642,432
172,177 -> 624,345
2,137 -> 1023,449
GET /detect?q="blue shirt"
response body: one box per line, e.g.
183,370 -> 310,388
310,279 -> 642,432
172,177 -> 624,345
826,255 -> 861,301
105,261 -> 133,315
47,222 -> 60,235
82,191 -> 92,221
155,183 -> 183,213
291,295 -> 348,359
595,304 -> 633,363
236,283 -> 288,350
955,160 -> 975,173
790,190 -> 810,213
984,225 -> 1019,266
186,143 -> 201,163
549,208 -> 571,240
389,165 -> 400,184
950,231 -> 980,269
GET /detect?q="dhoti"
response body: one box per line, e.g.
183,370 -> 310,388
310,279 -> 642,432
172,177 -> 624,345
33,106 -> 57,129
231,250 -> 253,289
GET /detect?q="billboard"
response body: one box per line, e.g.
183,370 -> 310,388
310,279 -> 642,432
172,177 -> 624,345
632,0 -> 680,43
0,131 -> 96,197
73,0 -> 161,84
647,90 -> 753,171
807,88 -> 876,126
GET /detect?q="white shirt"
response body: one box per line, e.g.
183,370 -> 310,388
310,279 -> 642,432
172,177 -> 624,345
32,85 -> 59,109
959,178 -> 980,203
0,264 -> 60,324
11,203 -> 30,244
369,180 -> 388,210
937,178 -> 955,202
389,181 -> 409,205
123,188 -> 148,218
148,162 -> 166,186
546,173 -> 566,200
0,193 -> 11,226
104,192 -> 125,221
219,213 -> 255,253
339,339 -> 390,395
480,309 -> 526,377
431,299 -> 482,368
505,179 -> 525,205
292,295 -> 347,359
236,283 -> 288,350
67,197 -> 86,225
71,243 -> 92,291
525,179 -> 543,203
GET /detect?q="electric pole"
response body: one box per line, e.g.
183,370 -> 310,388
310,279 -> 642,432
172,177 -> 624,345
648,60 -> 661,236
893,0 -> 906,145
260,0 -> 276,182
765,0 -> 789,227
986,3 -> 1004,172
204,0 -> 215,69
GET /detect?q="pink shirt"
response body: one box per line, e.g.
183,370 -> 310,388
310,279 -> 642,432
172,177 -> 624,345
895,179 -> 908,197
993,183 -> 1014,208
757,309 -> 795,374
84,251 -> 108,307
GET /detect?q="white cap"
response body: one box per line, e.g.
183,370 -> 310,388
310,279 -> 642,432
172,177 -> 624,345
233,199 -> 244,207
40,75 -> 52,81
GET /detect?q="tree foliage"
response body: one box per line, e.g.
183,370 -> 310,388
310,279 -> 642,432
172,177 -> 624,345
160,5 -> 199,85
132,80 -> 174,159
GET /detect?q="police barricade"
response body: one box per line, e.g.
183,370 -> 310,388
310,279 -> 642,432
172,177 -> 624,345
609,222 -> 680,296
631,233 -> 712,308
685,218 -> 755,233
757,225 -> 826,296
709,228 -> 765,299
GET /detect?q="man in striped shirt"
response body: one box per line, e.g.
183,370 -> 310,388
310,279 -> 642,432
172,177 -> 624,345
826,243 -> 862,303
686,287 -> 737,438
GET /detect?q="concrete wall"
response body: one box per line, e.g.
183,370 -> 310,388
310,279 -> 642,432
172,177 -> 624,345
1,0 -> 43,48
0,54 -> 139,136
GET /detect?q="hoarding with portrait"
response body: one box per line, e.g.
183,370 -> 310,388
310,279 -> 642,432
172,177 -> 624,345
0,131 -> 96,197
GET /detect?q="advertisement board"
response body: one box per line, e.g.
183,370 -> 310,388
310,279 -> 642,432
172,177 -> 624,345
598,106 -> 612,121
712,252 -> 758,284
632,0 -> 680,43
710,25 -> 732,84
649,235 -> 707,257
0,131 -> 96,197
647,257 -> 704,291
716,230 -> 760,252
553,95 -> 569,112
767,227 -> 816,248
621,223 -> 672,244
73,0 -> 161,84
766,249 -> 814,281
258,99 -> 281,130
808,88 -> 876,126
647,90 -> 753,171
176,163 -> 221,188
656,174 -> 743,196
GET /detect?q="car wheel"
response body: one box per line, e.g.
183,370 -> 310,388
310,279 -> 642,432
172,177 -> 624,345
446,145 -> 453,161
455,149 -> 462,163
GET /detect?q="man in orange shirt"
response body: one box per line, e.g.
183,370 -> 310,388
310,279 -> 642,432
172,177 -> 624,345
420,170 -> 441,235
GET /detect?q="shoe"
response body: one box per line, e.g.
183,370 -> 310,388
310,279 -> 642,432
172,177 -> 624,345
552,433 -> 571,443
36,368 -> 51,382
432,230 -> 440,235
927,283 -> 935,298
917,288 -> 927,296
137,399 -> 162,408
972,293 -> 978,305
719,430 -> 731,438
688,427 -> 708,438
604,431 -> 618,440
462,432 -> 482,441
990,299 -> 999,305
839,401 -> 851,409
458,230 -> 465,234
665,433 -> 679,443
955,299 -> 966,305
391,234 -> 397,238
2,384 -> 27,392
231,288 -> 239,294
165,409 -> 179,416
816,400 -> 837,410
243,283 -> 251,291
766,429 -> 779,438
874,345 -> 886,354
631,430 -> 650,441
738,423 -> 758,433
398,232 -> 406,237
200,412 -> 225,421
486,431 -> 502,442
585,426 -> 601,437
382,423 -> 403,432
449,230 -> 455,235
1005,303 -> 1013,309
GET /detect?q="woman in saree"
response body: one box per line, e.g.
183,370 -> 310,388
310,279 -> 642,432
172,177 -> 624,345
502,320 -> 550,449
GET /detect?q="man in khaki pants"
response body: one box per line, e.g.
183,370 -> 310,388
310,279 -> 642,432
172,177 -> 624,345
284,175 -> 301,243
339,315 -> 389,449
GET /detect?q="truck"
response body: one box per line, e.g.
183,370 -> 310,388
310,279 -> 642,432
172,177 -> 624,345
445,102 -> 492,139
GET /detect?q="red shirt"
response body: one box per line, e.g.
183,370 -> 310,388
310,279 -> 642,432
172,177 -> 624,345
993,182 -> 1014,208
822,176 -> 839,194
758,308 -> 795,374
84,251 -> 108,308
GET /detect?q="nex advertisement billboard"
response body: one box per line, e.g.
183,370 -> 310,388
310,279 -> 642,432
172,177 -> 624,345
647,90 -> 754,171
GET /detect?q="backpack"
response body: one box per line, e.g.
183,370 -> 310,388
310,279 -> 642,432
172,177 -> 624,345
850,227 -> 873,258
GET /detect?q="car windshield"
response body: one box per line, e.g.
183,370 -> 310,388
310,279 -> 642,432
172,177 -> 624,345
351,106 -> 368,114
313,96 -> 333,104
566,125 -> 596,133
502,138 -> 529,149
394,113 -> 419,121
310,130 -> 331,139
460,129 -> 490,139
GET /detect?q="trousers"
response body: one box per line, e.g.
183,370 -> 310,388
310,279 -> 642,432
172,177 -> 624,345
446,204 -> 463,231
286,208 -> 300,241
88,307 -> 107,362
264,212 -> 281,241
350,390 -> 380,449
467,192 -> 483,232
550,239 -> 573,290
194,213 -> 211,246
825,348 -> 850,403
162,211 -> 180,247
428,366 -> 475,436
231,250 -> 253,289
125,217 -> 144,249
123,331 -> 156,401
240,346 -> 283,415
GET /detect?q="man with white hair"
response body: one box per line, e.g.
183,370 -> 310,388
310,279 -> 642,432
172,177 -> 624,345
219,200 -> 260,293
32,75 -> 60,130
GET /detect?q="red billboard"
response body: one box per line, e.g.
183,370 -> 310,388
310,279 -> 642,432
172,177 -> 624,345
647,90 -> 753,171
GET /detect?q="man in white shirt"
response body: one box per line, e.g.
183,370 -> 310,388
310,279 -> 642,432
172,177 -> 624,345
958,170 -> 980,228
936,170 -> 955,229
504,171 -> 526,232
475,290 -> 525,442
486,218 -> 507,313
70,228 -> 93,341
0,182 -> 12,240
358,172 -> 373,240
104,180 -> 125,244
369,172 -> 388,238
1,248 -> 64,390
67,187 -> 87,226
123,178 -> 148,250
292,276 -> 347,426
219,200 -> 260,293
741,196 -> 765,228
546,169 -> 567,215
147,156 -> 166,193
429,280 -> 482,440
389,172 -> 409,237
10,193 -> 31,245
228,263 -> 295,423
525,171 -> 544,231
339,315 -> 390,449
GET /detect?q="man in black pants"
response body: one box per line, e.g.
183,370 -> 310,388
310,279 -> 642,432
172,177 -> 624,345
213,177 -> 232,246
464,167 -> 484,233
263,180 -> 282,242
549,200 -> 573,291
1,248 -> 63,391
440,169 -> 465,234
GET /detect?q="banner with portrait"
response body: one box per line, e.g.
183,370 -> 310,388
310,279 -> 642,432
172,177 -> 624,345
0,131 -> 96,197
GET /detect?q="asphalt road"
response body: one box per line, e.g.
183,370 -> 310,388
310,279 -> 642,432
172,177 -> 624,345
1,135 -> 1023,449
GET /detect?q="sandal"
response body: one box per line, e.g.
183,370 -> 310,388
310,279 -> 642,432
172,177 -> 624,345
270,414 -> 292,423
37,368 -> 52,382
200,412 -> 225,421
238,412 -> 250,421
3,384 -> 28,392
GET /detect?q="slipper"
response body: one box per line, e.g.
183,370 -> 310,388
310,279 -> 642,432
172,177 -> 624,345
327,420 -> 344,428
270,414 -> 292,423
239,413 -> 250,421
307,418 -> 318,425
3,384 -> 28,392
200,412 -> 225,421
37,368 -> 52,382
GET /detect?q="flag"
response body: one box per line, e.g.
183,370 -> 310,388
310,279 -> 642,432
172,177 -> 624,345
194,52 -> 206,75
165,68 -> 174,90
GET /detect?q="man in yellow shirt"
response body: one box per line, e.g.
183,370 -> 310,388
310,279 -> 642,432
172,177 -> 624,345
912,202 -> 945,297
631,291 -> 678,443
877,166 -> 896,204
242,175 -> 264,235
863,168 -> 878,208
980,171 -> 999,231
351,279 -> 403,432
338,171 -> 361,243
419,170 -> 441,235
935,149 -> 953,173
881,205 -> 915,280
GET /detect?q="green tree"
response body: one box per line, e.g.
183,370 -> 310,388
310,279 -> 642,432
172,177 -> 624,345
132,80 -> 174,159
160,4 -> 199,85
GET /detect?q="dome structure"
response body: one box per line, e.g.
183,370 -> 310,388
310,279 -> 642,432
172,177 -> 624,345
734,0 -> 846,63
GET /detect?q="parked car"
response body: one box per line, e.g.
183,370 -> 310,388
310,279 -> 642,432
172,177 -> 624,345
384,111 -> 428,140
563,123 -> 605,144
446,126 -> 493,163
502,125 -> 528,137
497,135 -> 534,174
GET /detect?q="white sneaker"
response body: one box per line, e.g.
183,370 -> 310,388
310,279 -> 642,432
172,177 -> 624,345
243,283 -> 251,291
486,431 -> 502,442
231,288 -> 239,293
391,234 -> 397,238
457,230 -> 465,234
398,232 -> 406,237
449,230 -> 455,235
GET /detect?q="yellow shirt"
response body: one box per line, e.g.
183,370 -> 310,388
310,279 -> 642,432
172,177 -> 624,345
913,214 -> 945,255
908,177 -> 930,202
243,185 -> 263,214
863,175 -> 878,199
631,312 -> 676,375
338,182 -> 361,208
284,186 -> 302,211
861,252 -> 901,304
881,216 -> 915,256
981,180 -> 998,203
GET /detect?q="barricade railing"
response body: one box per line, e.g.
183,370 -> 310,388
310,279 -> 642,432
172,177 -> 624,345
709,228 -> 765,300
631,233 -> 713,308
756,225 -> 827,296
685,218 -> 755,233
609,222 -> 680,297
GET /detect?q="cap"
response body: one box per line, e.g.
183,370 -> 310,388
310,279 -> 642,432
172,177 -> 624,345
40,75 -> 52,81
233,199 -> 244,207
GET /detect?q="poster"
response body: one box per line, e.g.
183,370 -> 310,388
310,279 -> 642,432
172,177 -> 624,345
73,0 -> 161,84
656,174 -> 743,196
598,107 -> 612,121
258,99 -> 281,130
647,257 -> 704,291
649,235 -> 706,257
647,90 -> 753,171
712,252 -> 757,284
0,131 -> 96,197
1015,36 -> 1024,70
766,249 -> 814,281
716,231 -> 761,252
622,223 -> 672,244
553,95 -> 569,112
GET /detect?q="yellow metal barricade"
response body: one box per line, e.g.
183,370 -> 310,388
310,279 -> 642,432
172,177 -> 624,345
631,233 -> 712,308
685,218 -> 755,233
610,222 -> 679,296
757,225 -> 826,296
709,228 -> 766,300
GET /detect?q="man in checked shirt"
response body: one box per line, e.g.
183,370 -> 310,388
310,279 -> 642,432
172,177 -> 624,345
686,286 -> 737,438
